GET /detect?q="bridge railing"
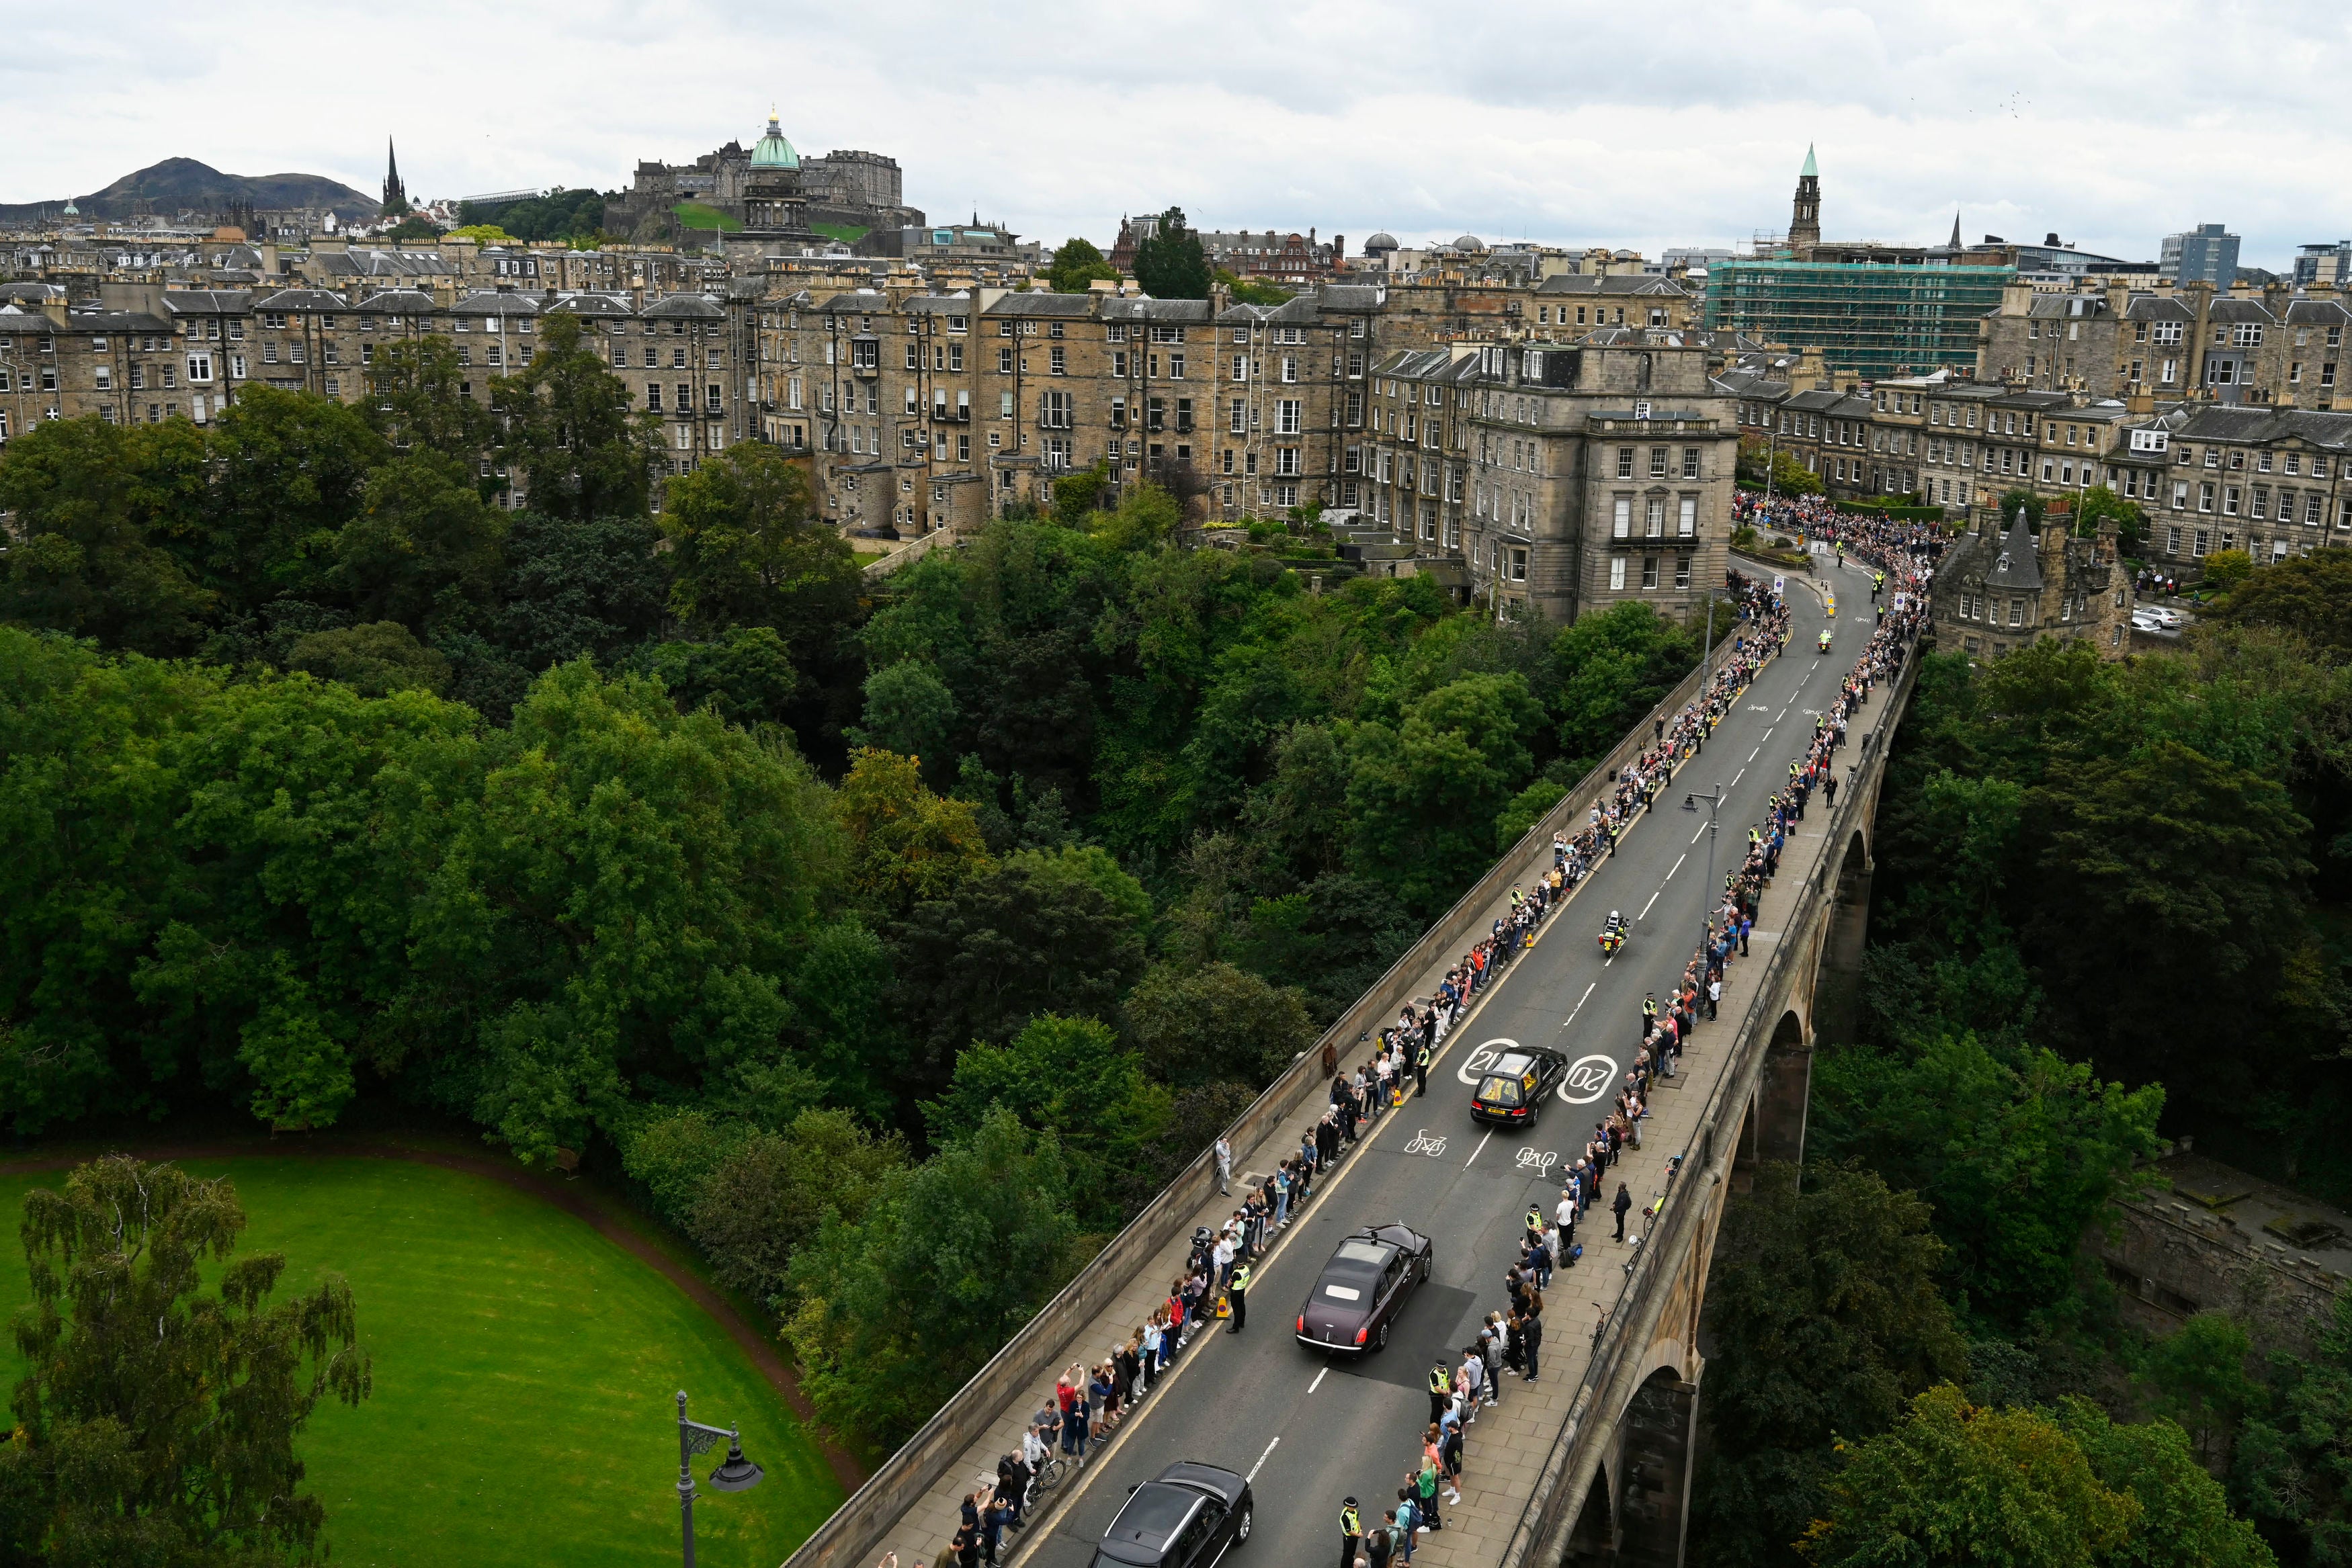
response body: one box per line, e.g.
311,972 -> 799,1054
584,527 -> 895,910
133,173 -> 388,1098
1498,644 -> 1923,1568
780,613 -> 1775,1568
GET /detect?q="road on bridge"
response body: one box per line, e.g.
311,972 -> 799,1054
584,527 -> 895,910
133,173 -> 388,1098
1015,568 -> 1851,1568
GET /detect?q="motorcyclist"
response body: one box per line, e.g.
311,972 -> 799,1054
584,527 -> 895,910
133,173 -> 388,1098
1599,910 -> 1626,955
1817,628 -> 1832,654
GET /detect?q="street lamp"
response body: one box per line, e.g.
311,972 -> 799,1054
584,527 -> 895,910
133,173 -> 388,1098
677,1389 -> 763,1568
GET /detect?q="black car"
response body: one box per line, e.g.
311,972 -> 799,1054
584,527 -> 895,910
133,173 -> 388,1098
1091,1461 -> 1253,1568
1468,1045 -> 1570,1127
1294,1222 -> 1435,1355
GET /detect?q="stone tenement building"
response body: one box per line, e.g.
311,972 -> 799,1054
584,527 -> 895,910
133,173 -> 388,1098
745,281 -> 1389,533
1977,276 -> 2352,407
1359,331 -> 1738,622
1934,507 -> 2131,659
1716,355 -> 2352,582
0,282 -> 755,492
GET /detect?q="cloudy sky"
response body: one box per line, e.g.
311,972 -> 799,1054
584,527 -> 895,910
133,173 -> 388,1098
7,0 -> 2346,267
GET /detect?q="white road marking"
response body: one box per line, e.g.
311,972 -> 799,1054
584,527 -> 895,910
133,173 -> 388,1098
1638,883 -> 1665,920
1747,747 -> 1758,762
1665,853 -> 1685,881
1464,1130 -> 1495,1168
1308,1368 -> 1329,1395
1732,768 -> 1745,786
1248,1436 -> 1281,1481
1691,821 -> 1708,844
1562,981 -> 1597,1027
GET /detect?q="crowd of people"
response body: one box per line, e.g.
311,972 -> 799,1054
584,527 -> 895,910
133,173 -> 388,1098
904,550 -> 1935,1568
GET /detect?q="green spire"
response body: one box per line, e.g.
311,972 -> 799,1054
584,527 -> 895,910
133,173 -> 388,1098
1800,144 -> 1818,179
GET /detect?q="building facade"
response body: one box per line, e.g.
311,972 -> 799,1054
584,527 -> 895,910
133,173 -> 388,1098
1935,509 -> 2131,659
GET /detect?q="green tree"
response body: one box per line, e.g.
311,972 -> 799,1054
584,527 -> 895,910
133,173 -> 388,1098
639,624 -> 801,728
2072,485 -> 2146,549
1550,602 -> 1697,769
328,451 -> 507,631
1124,960 -> 1316,1090
2204,548 -> 2256,595
2232,1287 -> 2352,1565
284,621 -> 452,695
1052,459 -> 1114,525
1999,487 -> 2050,527
685,1108 -> 906,1302
886,850 -> 1149,1096
835,747 -> 995,914
2058,1399 -> 2277,1568
0,1157 -> 372,1567
1495,777 -> 1568,851
411,660 -> 841,1164
2135,1312 -> 2257,1467
2210,552 -> 2352,656
1804,1385 -> 2139,1568
206,387 -> 388,615
491,509 -> 671,674
657,443 -> 858,656
493,312 -> 663,523
1134,207 -> 1212,301
1691,1164 -> 1970,1568
0,416 -> 214,654
847,660 -> 959,777
2024,740 -> 2310,1081
1048,237 -> 1120,294
784,1106 -> 1078,1446
1345,672 -> 1545,913
925,1013 -> 1170,1223
362,335 -> 496,458
1810,1034 -> 2162,1327
1213,268 -> 1293,306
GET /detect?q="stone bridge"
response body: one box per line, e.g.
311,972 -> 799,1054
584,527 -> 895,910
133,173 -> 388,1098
781,567 -> 1917,1568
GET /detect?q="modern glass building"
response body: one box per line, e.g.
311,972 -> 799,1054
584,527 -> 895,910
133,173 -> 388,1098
1702,260 -> 2015,382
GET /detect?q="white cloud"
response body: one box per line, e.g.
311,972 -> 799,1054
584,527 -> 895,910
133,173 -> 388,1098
7,0 -> 2351,268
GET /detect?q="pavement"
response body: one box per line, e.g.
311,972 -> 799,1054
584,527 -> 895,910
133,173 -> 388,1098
962,568 -> 1876,1568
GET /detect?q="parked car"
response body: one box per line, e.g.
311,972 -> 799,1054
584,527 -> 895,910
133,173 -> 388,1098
2148,607 -> 2188,629
1295,1223 -> 1434,1355
1090,1461 -> 1253,1568
1468,1045 -> 1570,1127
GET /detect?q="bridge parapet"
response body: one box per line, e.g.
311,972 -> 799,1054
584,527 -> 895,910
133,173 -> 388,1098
1505,650 -> 1921,1568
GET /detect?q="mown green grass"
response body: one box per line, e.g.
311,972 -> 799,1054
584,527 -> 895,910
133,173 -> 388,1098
0,1157 -> 842,1568
810,222 -> 870,246
673,201 -> 743,232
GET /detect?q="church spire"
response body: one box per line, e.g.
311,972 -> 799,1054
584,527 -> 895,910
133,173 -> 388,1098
381,137 -> 410,218
1947,210 -> 1963,251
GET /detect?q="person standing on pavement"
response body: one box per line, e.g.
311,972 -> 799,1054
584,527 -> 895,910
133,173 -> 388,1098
1226,1260 -> 1250,1333
1613,1182 -> 1634,1241
1518,1307 -> 1542,1383
1339,1497 -> 1363,1568
1413,1035 -> 1431,1096
1427,1359 -> 1452,1425
1215,1135 -> 1232,1196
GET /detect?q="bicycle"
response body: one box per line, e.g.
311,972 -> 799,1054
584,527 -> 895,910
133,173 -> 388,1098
1030,1451 -> 1072,1498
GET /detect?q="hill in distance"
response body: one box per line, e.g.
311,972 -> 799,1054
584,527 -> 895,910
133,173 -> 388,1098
0,157 -> 379,222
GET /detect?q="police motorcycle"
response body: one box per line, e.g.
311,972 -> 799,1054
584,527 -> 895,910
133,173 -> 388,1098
1598,910 -> 1628,957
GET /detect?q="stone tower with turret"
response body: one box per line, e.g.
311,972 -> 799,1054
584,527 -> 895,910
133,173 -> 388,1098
1789,144 -> 1820,254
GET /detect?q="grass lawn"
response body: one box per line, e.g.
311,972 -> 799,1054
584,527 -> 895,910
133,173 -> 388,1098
673,201 -> 743,233
810,222 -> 869,246
0,1157 -> 843,1568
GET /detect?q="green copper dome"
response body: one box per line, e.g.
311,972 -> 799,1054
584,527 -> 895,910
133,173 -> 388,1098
751,114 -> 799,170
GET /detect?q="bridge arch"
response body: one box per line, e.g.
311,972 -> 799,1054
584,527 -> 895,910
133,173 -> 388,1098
1565,1462 -> 1614,1565
1614,1366 -> 1700,1565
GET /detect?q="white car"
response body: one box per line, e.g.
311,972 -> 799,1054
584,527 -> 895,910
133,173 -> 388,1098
2148,607 -> 2188,629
